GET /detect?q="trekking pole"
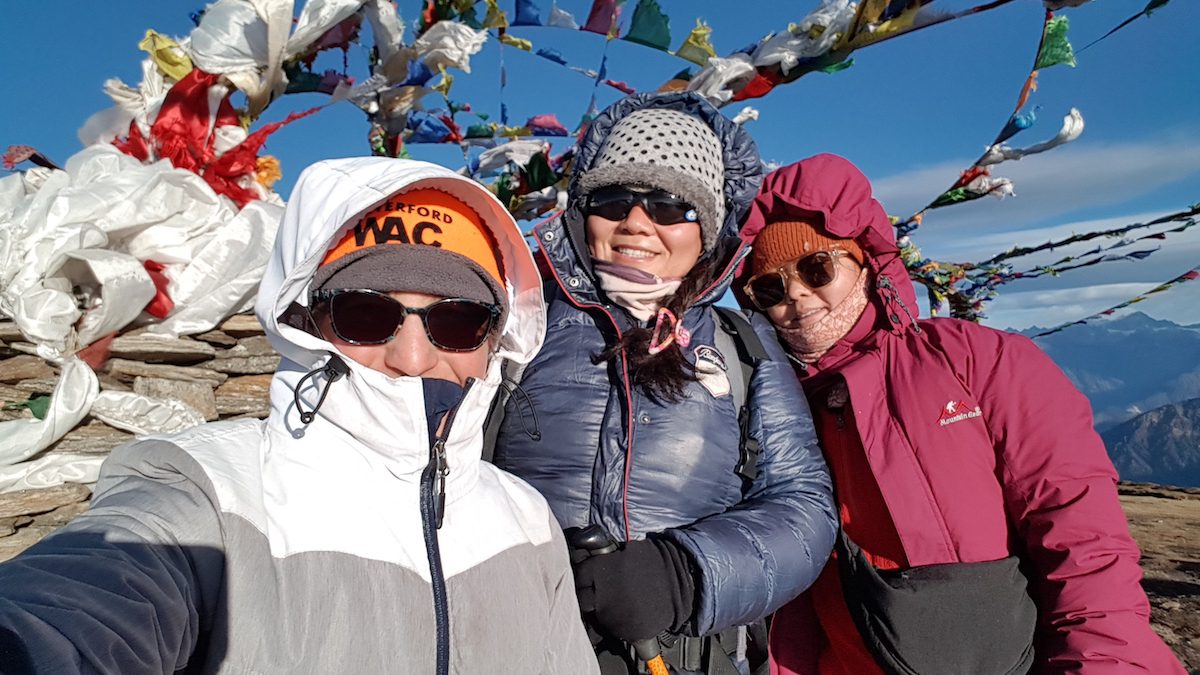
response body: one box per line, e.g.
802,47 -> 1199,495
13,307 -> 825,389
569,525 -> 671,675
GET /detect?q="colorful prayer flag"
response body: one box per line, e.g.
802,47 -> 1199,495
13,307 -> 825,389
1034,15 -> 1077,70
514,0 -> 543,26
623,0 -> 671,51
483,0 -> 508,29
583,0 -> 620,36
674,19 -> 716,65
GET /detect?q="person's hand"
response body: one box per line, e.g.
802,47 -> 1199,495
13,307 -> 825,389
572,537 -> 696,642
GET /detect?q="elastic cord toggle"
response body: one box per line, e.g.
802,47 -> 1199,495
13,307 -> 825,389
294,355 -> 350,425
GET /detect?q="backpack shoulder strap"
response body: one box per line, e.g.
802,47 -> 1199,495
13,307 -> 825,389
712,306 -> 769,486
480,388 -> 505,464
480,359 -> 531,463
713,306 -> 770,366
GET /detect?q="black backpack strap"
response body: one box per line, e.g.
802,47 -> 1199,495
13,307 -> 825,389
480,386 -> 505,464
657,624 -> 765,675
713,306 -> 770,365
712,306 -> 769,486
480,359 -> 539,463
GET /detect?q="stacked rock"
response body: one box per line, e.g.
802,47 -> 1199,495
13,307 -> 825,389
0,314 -> 277,560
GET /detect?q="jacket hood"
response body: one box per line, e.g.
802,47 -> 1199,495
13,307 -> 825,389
254,157 -> 545,487
738,154 -> 920,343
543,92 -> 763,309
257,157 -> 544,370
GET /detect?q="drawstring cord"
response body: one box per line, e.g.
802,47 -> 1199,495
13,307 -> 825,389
785,352 -> 809,372
499,377 -> 541,441
875,275 -> 922,334
294,355 -> 350,425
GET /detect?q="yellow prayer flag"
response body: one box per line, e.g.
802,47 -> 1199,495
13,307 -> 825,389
674,19 -> 716,66
840,2 -> 921,50
432,66 -> 454,97
256,156 -> 282,190
484,0 -> 509,29
499,33 -> 533,51
138,29 -> 193,82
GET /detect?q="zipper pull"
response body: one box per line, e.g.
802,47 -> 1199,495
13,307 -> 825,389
433,439 -> 449,529
427,377 -> 473,531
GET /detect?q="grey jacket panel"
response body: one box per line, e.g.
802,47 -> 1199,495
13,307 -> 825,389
0,438 -> 597,675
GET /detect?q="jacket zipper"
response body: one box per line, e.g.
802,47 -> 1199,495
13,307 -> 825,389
537,240 -> 748,540
419,378 -> 475,675
536,244 -> 639,539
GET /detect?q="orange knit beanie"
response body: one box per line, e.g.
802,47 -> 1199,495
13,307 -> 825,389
750,220 -> 864,275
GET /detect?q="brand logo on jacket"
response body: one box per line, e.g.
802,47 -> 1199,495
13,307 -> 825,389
694,345 -> 731,398
938,399 -> 982,427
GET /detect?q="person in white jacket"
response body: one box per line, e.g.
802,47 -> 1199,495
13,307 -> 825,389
0,158 -> 598,675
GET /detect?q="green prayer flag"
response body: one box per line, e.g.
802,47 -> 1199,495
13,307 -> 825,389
1035,16 -> 1077,70
493,173 -> 515,207
28,396 -> 50,420
456,10 -> 482,28
4,395 -> 51,420
465,123 -> 494,138
623,0 -> 671,51
521,152 -> 558,192
819,59 -> 854,74
929,187 -> 985,209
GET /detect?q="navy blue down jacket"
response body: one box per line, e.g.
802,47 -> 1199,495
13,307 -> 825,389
494,92 -> 837,636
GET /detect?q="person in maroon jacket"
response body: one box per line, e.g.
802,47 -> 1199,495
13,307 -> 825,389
736,153 -> 1183,675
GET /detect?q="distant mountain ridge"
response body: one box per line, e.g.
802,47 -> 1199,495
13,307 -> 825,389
1021,312 -> 1200,430
1101,397 -> 1200,488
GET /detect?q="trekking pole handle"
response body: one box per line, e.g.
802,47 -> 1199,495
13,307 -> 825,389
567,526 -> 668,674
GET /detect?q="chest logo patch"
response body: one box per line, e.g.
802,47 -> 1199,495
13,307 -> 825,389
938,398 -> 982,427
694,345 -> 731,398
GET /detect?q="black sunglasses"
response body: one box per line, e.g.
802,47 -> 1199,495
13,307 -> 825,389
585,186 -> 698,225
743,250 -> 852,311
311,289 -> 499,352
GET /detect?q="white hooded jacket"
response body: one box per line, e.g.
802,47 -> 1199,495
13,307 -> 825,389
0,158 -> 598,675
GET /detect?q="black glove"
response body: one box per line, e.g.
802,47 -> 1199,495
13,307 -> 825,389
573,536 -> 696,642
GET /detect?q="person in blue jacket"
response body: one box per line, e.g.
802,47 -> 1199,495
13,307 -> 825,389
493,91 -> 837,674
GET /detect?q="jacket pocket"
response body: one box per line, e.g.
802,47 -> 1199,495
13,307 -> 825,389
837,529 -> 1037,675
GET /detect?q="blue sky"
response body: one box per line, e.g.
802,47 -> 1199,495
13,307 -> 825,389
3,1 -> 1197,331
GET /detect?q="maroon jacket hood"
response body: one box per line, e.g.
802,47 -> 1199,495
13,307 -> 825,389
752,157 -> 1185,673
736,154 -> 920,365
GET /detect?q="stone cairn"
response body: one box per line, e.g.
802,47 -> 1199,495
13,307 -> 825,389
0,314 -> 276,561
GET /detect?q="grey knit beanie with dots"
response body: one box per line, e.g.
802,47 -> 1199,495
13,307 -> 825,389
578,108 -> 726,252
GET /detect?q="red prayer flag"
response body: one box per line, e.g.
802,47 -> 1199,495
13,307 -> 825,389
583,0 -> 619,35
142,260 -> 175,319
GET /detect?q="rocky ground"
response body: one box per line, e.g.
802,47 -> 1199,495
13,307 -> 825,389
0,316 -> 1197,671
1120,482 -> 1200,672
0,314 -> 276,558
